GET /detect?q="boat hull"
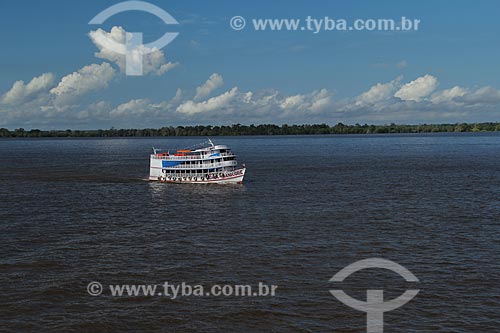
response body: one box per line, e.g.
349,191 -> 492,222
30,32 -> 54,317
149,168 -> 246,184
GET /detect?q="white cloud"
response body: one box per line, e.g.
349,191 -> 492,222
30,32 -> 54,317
78,101 -> 112,119
88,26 -> 179,76
394,74 -> 438,102
310,89 -> 333,112
431,86 -> 467,104
242,91 -> 253,103
5,69 -> 500,128
177,87 -> 238,114
110,99 -> 151,117
461,86 -> 500,105
356,76 -> 401,106
50,63 -> 115,103
150,88 -> 183,110
88,27 -> 125,65
156,62 -> 179,76
1,73 -> 55,105
280,89 -> 333,113
280,94 -> 307,110
194,73 -> 224,100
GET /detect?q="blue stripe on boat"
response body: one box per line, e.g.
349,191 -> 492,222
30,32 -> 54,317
162,160 -> 183,167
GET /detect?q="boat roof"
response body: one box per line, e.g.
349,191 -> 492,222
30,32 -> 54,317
193,144 -> 228,152
153,140 -> 228,154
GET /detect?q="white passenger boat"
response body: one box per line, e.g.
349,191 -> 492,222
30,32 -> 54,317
149,139 -> 246,184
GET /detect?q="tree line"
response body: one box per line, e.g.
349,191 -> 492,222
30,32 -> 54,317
1,122 -> 499,138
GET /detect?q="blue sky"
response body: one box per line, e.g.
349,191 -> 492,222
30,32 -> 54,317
1,0 -> 500,129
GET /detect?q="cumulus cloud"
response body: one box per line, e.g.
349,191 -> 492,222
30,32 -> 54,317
88,27 -> 127,71
431,86 -> 467,104
156,62 -> 179,76
5,69 -> 500,128
280,94 -> 307,110
110,99 -> 151,117
356,76 -> 402,106
150,88 -> 183,110
460,86 -> 500,105
88,26 -> 179,76
177,87 -> 239,115
50,63 -> 115,103
282,89 -> 332,112
194,73 -> 224,100
174,72 -> 333,120
1,73 -> 55,105
394,74 -> 438,102
77,101 -> 112,120
310,89 -> 333,112
280,89 -> 333,114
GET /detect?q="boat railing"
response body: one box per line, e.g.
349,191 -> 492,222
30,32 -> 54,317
162,168 -> 244,177
166,160 -> 237,169
152,152 -> 235,160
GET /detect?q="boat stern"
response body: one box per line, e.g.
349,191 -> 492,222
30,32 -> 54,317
149,154 -> 163,181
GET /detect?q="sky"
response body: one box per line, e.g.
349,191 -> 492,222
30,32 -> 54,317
1,0 -> 500,129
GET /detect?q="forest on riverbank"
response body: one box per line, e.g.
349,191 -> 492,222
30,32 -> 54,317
1,122 -> 499,138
